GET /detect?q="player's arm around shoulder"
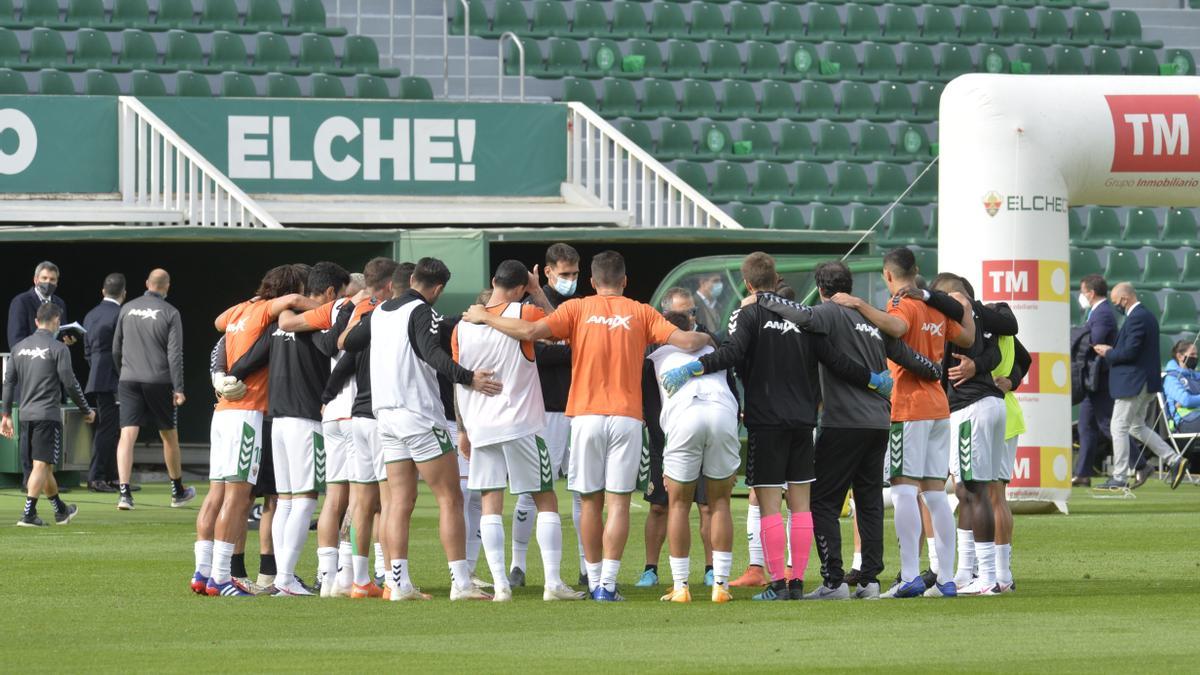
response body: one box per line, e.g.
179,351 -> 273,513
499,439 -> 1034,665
947,292 -> 974,348
832,292 -> 908,338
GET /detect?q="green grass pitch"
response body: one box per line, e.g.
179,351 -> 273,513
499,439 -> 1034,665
1,481 -> 1198,673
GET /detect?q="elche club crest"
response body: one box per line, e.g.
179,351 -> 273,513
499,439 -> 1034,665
983,191 -> 1002,217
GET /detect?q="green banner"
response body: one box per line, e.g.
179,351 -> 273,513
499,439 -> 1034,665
142,99 -> 567,197
0,96 -> 118,193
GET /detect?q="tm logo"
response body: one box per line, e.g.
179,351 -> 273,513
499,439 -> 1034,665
981,260 -> 1069,303
585,315 -> 632,330
1107,95 -> 1200,172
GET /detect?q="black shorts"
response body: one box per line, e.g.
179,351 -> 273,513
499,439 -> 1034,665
20,420 -> 63,465
745,426 -> 815,488
118,381 -> 176,431
644,437 -> 708,506
253,418 -> 277,497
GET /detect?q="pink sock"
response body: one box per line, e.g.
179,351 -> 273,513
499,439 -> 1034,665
760,513 -> 787,582
789,512 -> 814,581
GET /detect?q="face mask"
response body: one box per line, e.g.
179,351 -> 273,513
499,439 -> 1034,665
1186,356 -> 1198,370
36,282 -> 56,297
1113,302 -> 1126,316
711,282 -> 724,297
553,277 -> 577,297
1077,292 -> 1091,310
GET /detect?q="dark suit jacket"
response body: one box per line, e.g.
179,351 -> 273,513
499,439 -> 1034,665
83,299 -> 121,394
7,288 -> 67,351
1105,303 -> 1163,399
1085,299 -> 1119,397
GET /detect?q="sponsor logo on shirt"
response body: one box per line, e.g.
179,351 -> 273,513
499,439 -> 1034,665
921,321 -> 945,337
855,322 -> 882,340
226,318 -> 248,334
17,347 -> 49,360
763,319 -> 800,335
271,328 -> 296,342
585,314 -> 632,330
128,308 -> 161,320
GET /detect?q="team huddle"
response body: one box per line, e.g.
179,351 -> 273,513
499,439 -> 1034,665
187,243 -> 1026,602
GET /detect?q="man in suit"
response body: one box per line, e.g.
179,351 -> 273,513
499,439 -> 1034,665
7,261 -> 71,351
83,273 -> 126,493
1094,283 -> 1189,490
1074,274 -> 1117,486
693,273 -> 724,336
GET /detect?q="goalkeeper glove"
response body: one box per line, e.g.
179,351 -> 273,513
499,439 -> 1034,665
661,361 -> 704,397
868,370 -> 893,399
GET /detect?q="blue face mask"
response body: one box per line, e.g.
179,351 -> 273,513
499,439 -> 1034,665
553,277 -> 577,297
711,281 -> 724,297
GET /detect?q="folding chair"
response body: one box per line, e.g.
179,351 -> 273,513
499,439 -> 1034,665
1155,384 -> 1200,486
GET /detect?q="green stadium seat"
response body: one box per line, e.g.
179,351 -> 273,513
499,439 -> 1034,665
586,39 -> 621,78
118,29 -> 159,69
813,123 -> 853,162
1165,49 -> 1195,76
529,0 -> 568,39
164,29 -> 205,71
822,42 -> 860,79
255,32 -> 296,73
728,121 -> 773,161
649,3 -> 686,39
758,80 -> 796,120
679,78 -> 717,120
562,77 -> 597,106
720,79 -> 757,118
244,0 -> 287,33
770,204 -> 806,230
688,3 -> 727,40
73,28 -> 122,70
766,3 -> 804,42
673,161 -> 709,192
450,0 -> 486,36
790,161 -> 830,202
1070,9 -> 1106,47
1089,46 -> 1123,75
912,248 -> 937,276
1161,292 -> 1198,333
1178,251 -> 1200,291
639,78 -> 678,118
850,205 -> 882,231
1161,208 -> 1198,248
870,164 -> 906,202
309,72 -> 344,97
896,124 -> 931,161
599,77 -> 636,115
488,0 -> 529,38
37,67 -> 73,93
1136,292 -> 1162,325
27,27 -> 71,69
782,42 -> 817,81
1103,249 -> 1141,283
83,67 -> 119,93
727,3 -> 764,40
0,0 -> 18,28
1141,251 -> 1180,291
544,37 -> 585,78
829,163 -> 870,203
500,36 -> 539,75
899,43 -> 936,82
617,119 -> 652,151
776,122 -> 812,160
209,30 -> 254,73
905,166 -> 937,204
397,75 -> 432,99
939,44 -> 975,80
664,39 -> 702,79
1014,45 -> 1049,74
912,83 -> 943,123
881,5 -> 919,43
854,123 -> 892,162
861,43 -> 898,81
1051,45 -> 1086,74
221,70 -> 257,96
744,40 -> 780,79
705,41 -> 743,80
748,162 -> 792,203
919,6 -> 957,44
298,33 -> 339,73
154,0 -> 198,30
265,71 -> 301,96
175,69 -> 211,95
1126,48 -> 1159,76
883,205 -> 930,245
805,4 -> 843,42
290,0 -> 346,36
729,203 -> 766,229
0,28 -> 23,68
0,67 -> 26,92
839,82 -> 877,120
876,82 -> 914,121
959,7 -> 996,44
1121,208 -> 1159,248
1110,10 -> 1159,48
609,1 -> 646,39
1032,7 -> 1069,46
130,68 -> 166,95
67,0 -> 105,28
1068,208 -> 1083,240
978,45 -> 1010,74
201,0 -> 243,31
656,120 -> 695,160
1069,247 -> 1102,284
810,205 -> 847,231
710,162 -> 750,203
995,7 -> 1033,45
844,4 -> 883,42
797,81 -> 836,121
626,38 -> 664,76
112,0 -> 153,30
21,0 -> 70,29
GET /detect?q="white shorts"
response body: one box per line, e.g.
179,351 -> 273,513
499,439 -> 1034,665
271,417 -> 324,494
350,417 -> 383,484
568,415 -> 648,495
209,409 -> 264,485
544,412 -> 570,478
949,397 -> 1008,482
663,400 -> 741,483
377,408 -> 455,465
322,419 -> 353,484
999,435 -> 1019,482
468,434 -> 554,494
888,418 -> 951,481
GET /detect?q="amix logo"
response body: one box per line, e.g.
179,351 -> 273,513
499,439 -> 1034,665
226,318 -> 248,334
128,308 -> 161,320
1008,446 -> 1071,489
763,319 -> 800,335
982,191 -> 1068,218
271,328 -> 296,342
1017,352 -> 1070,395
16,347 -> 49,360
586,315 -> 632,331
855,322 -> 882,340
920,321 -> 944,337
981,260 -> 1069,303
1107,95 -> 1198,172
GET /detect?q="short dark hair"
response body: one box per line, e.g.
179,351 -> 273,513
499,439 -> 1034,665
660,286 -> 692,312
413,257 -> 451,288
1173,339 -> 1195,360
591,250 -> 626,287
662,310 -> 691,332
255,264 -> 306,300
392,262 -> 415,292
545,243 -> 580,268
363,257 -> 399,293
103,273 -> 126,298
308,261 -> 350,298
960,276 -> 975,300
883,247 -> 918,279
1081,274 -> 1108,297
741,252 -> 777,291
36,302 -> 62,324
34,261 -> 58,277
814,261 -> 853,298
931,272 -> 967,296
493,259 -> 529,290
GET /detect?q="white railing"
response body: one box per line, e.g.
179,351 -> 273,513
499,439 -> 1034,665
443,0 -> 470,100
567,102 -> 741,229
117,97 -> 281,228
498,31 -> 525,102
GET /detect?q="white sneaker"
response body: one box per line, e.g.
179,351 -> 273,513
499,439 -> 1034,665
853,582 -> 880,599
543,584 -> 587,601
450,584 -> 493,601
390,585 -> 432,601
958,578 -> 1000,596
953,573 -> 976,589
273,580 -> 314,596
880,582 -> 901,599
492,586 -> 513,602
256,574 -> 276,589
995,580 -> 1015,594
471,575 -> 493,589
330,578 -> 352,598
803,583 -> 850,600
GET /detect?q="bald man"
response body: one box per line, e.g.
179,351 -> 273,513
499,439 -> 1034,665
1093,283 -> 1189,490
113,269 -> 194,510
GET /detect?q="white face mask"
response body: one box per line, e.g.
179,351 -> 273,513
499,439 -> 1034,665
711,282 -> 724,297
1077,292 -> 1091,310
553,276 -> 577,297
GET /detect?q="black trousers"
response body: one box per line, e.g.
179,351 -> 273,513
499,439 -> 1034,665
811,427 -> 888,587
88,392 -> 119,483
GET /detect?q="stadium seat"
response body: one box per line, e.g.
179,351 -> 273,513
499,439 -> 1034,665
119,29 -> 161,70
37,67 -> 74,93
749,162 -> 792,204
397,75 -> 432,99
175,69 -> 212,95
939,44 -> 975,80
1178,251 -> 1200,291
598,77 -> 635,115
130,68 -> 166,95
1126,48 -> 1159,76
776,122 -> 813,160
796,81 -> 836,121
844,4 -> 883,42
1165,49 -> 1195,76
823,42 -> 861,79
543,38 -> 584,78
912,248 -> 937,276
1033,7 -> 1070,46
221,70 -> 258,96
626,38 -> 664,76
290,0 -> 346,36
155,0 -> 198,30
876,82 -> 914,121
861,43 -> 899,81
883,205 -> 931,245
995,7 -> 1034,45
649,3 -> 687,39
882,5 -> 919,43
710,162 -> 750,203
959,7 -> 996,44
757,80 -> 796,120
656,121 -> 696,160
662,39 -> 700,79
84,67 -> 119,93
488,0 -> 529,38
704,41 -> 742,80
201,0 -> 243,32
830,163 -> 871,204
343,36 -> 398,77
1122,208 -> 1160,248
583,39 -> 621,79
1161,292 -> 1199,333
782,42 -> 817,81
0,67 -> 27,92
770,204 -> 806,230
912,83 -> 943,123
529,0 -> 568,39
1161,208 -> 1198,247
728,122 -> 773,161
164,29 -> 206,71
1141,251 -> 1180,291
255,32 -> 296,73
1051,45 -> 1087,74
1069,208 -> 1084,240
245,0 -> 287,33
980,43 -> 1012,73
1138,291 -> 1162,325
209,30 -> 254,73
810,205 -> 848,231
1014,45 -> 1049,74
309,72 -> 345,97
673,161 -> 709,192
854,124 -> 893,162
850,205 -> 882,231
504,37 -> 542,76
688,3 -> 727,40
450,0 -> 487,36
679,79 -> 718,120
67,0 -> 106,28
1082,206 -> 1121,247
21,0 -> 71,29
728,3 -> 765,40
112,0 -> 154,30
1109,9 -> 1159,48
1069,247 -> 1103,284
792,161 -> 831,202
27,27 -> 70,70
720,80 -> 758,118
609,2 -> 646,39
561,76 -> 597,106
617,119 -> 653,151
73,28 -> 121,70
905,166 -> 937,204
0,28 -> 22,68
744,40 -> 780,79
298,33 -> 340,73
1070,9 -> 1107,47
839,82 -> 877,120
1103,249 -> 1141,283
899,43 -> 936,82
265,71 -> 301,96
640,78 -> 679,118
728,203 -> 766,229
919,6 -> 957,44
766,3 -> 804,42
805,4 -> 843,42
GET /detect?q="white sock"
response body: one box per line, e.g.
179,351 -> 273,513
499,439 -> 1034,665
511,493 -> 535,572
747,504 -> 764,567
536,511 -> 564,588
586,560 -> 602,591
922,490 -> 957,585
891,484 -> 921,582
850,551 -> 862,571
975,541 -> 997,587
212,540 -> 235,584
480,514 -> 510,591
337,541 -> 353,587
449,559 -> 471,592
784,509 -> 793,568
194,540 -> 214,577
373,542 -> 385,579
390,558 -> 411,591
317,546 -> 338,588
712,550 -> 732,586
271,499 -> 292,584
284,497 -> 317,583
600,558 -> 621,592
572,493 -> 586,571
996,543 -> 1013,585
926,537 -> 939,575
669,556 -> 690,590
352,554 -> 370,586
955,528 -> 976,582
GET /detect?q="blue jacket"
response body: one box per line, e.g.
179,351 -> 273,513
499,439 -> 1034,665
7,287 -> 67,351
1163,359 -> 1200,425
83,298 -> 121,394
1084,299 -> 1119,398
1105,303 -> 1163,399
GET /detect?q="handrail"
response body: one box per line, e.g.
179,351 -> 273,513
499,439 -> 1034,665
566,102 -> 741,229
497,32 -> 525,102
443,0 -> 470,100
117,96 -> 281,228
